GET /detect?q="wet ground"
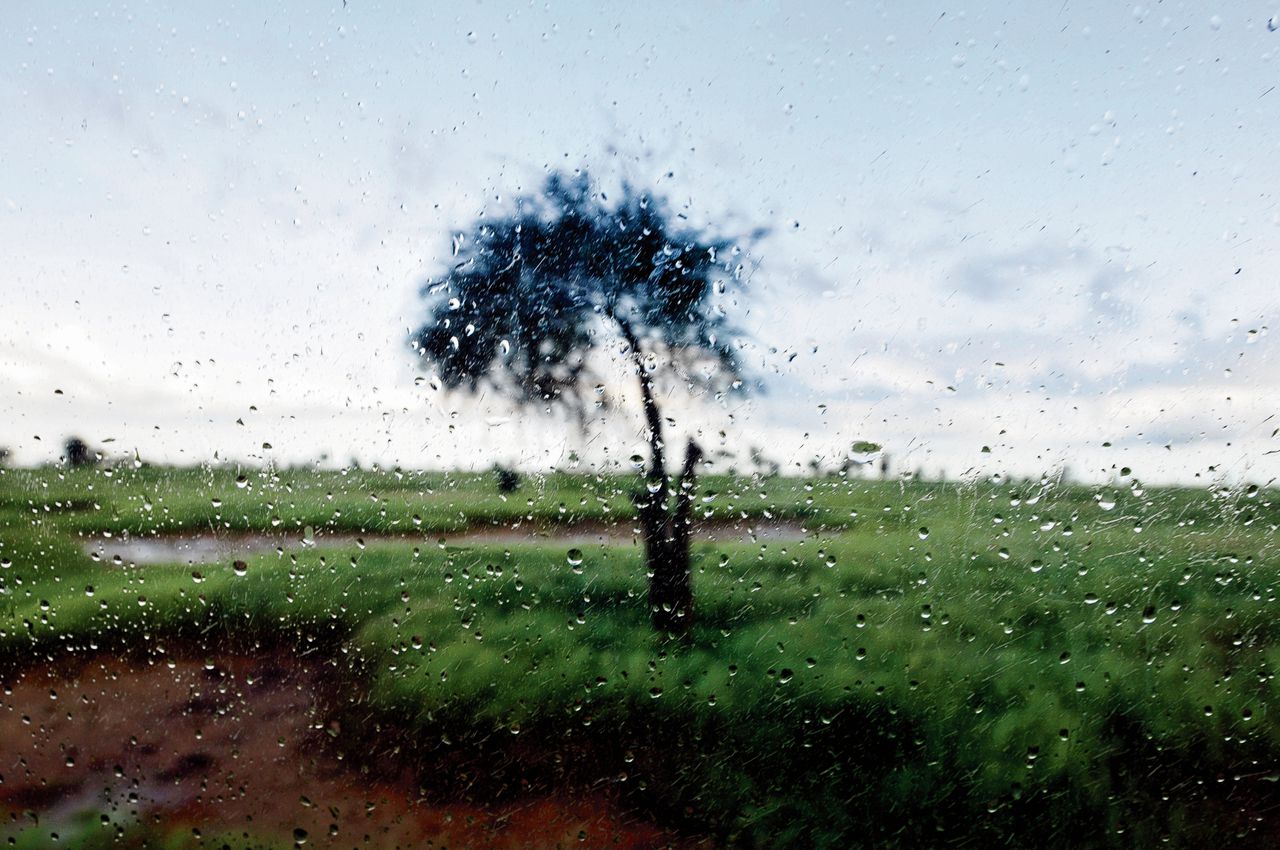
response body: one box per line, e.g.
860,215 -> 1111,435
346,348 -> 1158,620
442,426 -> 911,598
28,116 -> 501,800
0,651 -> 695,849
83,519 -> 810,566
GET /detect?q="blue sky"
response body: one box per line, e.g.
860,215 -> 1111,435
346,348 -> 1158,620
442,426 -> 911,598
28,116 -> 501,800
3,1 -> 1278,483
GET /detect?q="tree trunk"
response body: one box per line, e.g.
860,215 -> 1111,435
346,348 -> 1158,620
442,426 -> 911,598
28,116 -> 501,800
634,439 -> 701,636
617,318 -> 699,637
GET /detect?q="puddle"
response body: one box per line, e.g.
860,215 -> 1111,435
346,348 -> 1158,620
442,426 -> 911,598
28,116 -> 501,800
84,519 -> 810,566
0,651 -> 698,849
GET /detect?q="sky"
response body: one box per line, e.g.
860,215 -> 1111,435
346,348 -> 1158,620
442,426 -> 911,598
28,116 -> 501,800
2,0 -> 1279,485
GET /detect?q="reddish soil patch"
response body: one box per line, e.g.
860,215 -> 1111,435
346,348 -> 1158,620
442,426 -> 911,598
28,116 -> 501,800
0,652 -> 696,849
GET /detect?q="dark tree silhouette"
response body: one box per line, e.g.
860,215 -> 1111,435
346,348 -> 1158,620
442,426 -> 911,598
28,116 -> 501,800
64,437 -> 94,468
409,170 -> 759,636
493,465 -> 521,494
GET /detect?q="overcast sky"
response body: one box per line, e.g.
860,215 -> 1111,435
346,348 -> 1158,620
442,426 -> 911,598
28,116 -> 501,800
3,1 -> 1279,484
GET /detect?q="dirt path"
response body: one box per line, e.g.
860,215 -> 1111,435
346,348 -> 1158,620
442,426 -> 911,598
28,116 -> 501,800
0,651 -> 695,849
84,519 -> 809,566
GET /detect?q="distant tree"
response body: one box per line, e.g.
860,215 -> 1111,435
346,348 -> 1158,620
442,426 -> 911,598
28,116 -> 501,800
750,445 -> 780,477
64,437 -> 94,468
0,447 -> 10,468
493,465 -> 521,494
409,170 -> 761,636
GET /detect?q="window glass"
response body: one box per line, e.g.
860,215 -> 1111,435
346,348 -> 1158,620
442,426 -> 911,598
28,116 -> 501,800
2,4 -> 1276,848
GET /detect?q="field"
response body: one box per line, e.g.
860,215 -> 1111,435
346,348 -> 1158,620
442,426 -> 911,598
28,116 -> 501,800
1,464 -> 1277,848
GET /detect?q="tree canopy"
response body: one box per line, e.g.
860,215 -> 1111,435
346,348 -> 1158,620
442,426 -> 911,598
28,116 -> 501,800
409,170 -> 758,421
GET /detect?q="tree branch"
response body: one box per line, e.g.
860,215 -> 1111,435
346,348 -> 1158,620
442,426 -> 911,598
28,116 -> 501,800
615,316 -> 667,500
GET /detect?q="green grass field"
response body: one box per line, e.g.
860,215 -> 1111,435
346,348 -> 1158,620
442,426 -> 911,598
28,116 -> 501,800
1,464 -> 1276,848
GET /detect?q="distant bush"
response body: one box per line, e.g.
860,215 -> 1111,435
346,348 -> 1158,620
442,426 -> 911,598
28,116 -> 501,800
63,437 -> 94,467
493,465 -> 521,493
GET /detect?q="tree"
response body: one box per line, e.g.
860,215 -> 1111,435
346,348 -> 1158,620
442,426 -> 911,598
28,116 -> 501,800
64,436 -> 94,468
493,464 -> 521,494
409,170 -> 759,636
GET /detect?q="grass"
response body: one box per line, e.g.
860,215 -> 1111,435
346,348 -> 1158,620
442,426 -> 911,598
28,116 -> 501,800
3,813 -> 288,850
1,463 -> 1277,848
8,465 -> 815,538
